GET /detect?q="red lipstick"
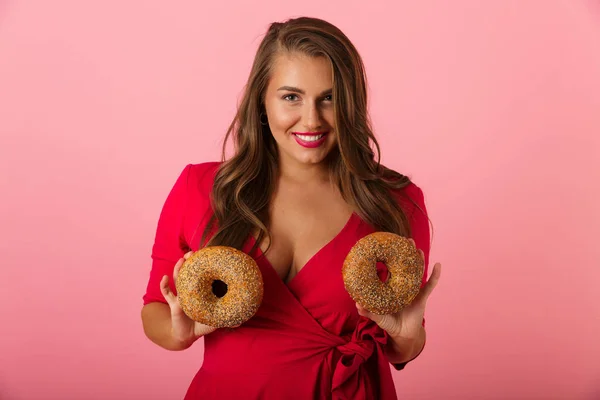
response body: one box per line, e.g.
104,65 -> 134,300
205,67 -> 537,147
291,131 -> 329,148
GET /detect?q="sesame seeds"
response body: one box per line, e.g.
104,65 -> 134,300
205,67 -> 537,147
176,246 -> 264,328
342,232 -> 424,315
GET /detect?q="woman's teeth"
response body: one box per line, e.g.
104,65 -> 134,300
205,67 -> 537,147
295,134 -> 324,141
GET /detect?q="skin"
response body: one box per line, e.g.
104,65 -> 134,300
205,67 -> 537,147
259,52 -> 355,284
264,52 -> 337,170
141,251 -> 213,351
141,51 -> 442,366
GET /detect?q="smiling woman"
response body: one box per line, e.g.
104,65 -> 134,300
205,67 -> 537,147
265,54 -> 336,162
141,16 -> 440,400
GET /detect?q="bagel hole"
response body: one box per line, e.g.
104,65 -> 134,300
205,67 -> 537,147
376,261 -> 390,283
211,280 -> 228,298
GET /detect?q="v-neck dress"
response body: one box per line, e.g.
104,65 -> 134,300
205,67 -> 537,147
142,162 -> 431,400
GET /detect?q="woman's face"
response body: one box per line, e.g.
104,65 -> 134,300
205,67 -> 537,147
263,52 -> 337,167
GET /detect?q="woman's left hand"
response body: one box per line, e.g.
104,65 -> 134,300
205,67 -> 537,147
356,240 -> 441,342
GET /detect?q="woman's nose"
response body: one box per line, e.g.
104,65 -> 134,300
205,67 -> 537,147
302,102 -> 322,131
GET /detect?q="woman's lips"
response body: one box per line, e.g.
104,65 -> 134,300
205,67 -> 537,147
291,131 -> 329,148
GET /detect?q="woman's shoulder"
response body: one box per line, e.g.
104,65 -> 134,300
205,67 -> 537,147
384,171 -> 431,249
186,161 -> 222,192
392,182 -> 426,215
166,161 -> 222,210
188,160 -> 222,176
382,167 -> 427,217
188,161 -> 222,176
396,180 -> 425,203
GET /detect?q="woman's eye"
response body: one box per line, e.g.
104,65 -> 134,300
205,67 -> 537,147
323,95 -> 333,102
283,94 -> 299,101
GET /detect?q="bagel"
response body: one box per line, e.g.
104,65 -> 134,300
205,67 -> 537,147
342,232 -> 424,315
176,246 -> 264,328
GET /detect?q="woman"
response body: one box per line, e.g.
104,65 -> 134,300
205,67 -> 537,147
141,16 -> 441,400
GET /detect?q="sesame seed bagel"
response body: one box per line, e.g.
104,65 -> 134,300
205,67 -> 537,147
342,232 -> 424,315
176,246 -> 264,328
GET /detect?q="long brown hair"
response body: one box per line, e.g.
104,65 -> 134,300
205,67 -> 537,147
201,17 -> 418,253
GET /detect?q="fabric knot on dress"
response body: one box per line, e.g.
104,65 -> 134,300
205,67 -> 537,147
330,317 -> 389,399
336,338 -> 374,366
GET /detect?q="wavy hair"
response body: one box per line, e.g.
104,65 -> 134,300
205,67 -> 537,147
201,17 -> 417,253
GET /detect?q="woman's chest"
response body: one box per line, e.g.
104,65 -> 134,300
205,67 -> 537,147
259,184 -> 355,284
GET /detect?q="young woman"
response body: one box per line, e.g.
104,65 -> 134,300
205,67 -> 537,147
141,16 -> 441,400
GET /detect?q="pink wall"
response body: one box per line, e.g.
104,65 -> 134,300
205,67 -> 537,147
1,1 -> 599,399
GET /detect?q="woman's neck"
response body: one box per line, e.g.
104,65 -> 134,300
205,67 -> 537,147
277,157 -> 330,185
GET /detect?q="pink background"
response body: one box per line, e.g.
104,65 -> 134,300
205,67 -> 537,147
1,1 -> 599,399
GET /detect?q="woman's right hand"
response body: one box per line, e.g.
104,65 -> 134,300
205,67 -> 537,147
160,251 -> 217,346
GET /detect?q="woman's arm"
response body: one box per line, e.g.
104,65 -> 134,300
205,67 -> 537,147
384,325 -> 426,365
141,302 -> 200,351
141,164 -> 217,350
391,183 -> 431,369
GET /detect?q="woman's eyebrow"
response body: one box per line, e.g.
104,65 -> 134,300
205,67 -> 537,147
277,86 -> 332,96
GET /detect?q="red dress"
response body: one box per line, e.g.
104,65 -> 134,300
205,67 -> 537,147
143,162 -> 431,400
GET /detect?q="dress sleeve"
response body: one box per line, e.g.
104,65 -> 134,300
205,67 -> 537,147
392,182 -> 431,371
142,164 -> 192,305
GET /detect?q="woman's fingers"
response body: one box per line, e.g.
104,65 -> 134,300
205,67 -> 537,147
173,258 -> 184,284
356,303 -> 378,321
174,251 -> 193,282
160,275 -> 176,305
356,303 -> 400,334
196,323 -> 218,336
164,253 -> 195,312
418,262 -> 441,303
173,252 -> 192,283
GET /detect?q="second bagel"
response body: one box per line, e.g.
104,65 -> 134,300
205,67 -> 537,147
176,246 -> 264,328
342,232 -> 424,315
